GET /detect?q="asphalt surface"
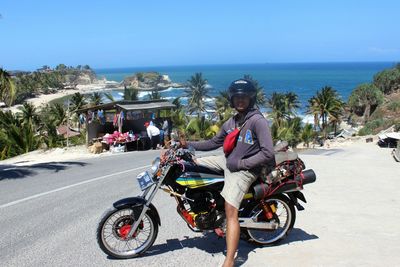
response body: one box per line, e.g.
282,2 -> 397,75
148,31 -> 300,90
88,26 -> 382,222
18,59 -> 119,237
0,150 -> 233,267
1,144 -> 400,266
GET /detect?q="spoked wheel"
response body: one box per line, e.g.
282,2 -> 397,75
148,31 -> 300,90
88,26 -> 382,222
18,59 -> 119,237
244,195 -> 295,245
97,208 -> 158,259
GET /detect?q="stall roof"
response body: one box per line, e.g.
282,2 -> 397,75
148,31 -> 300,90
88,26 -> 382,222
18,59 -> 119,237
116,101 -> 175,111
76,100 -> 175,113
378,132 -> 400,140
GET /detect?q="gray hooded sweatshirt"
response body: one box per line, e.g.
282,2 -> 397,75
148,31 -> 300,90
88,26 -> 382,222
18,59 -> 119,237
188,109 -> 275,173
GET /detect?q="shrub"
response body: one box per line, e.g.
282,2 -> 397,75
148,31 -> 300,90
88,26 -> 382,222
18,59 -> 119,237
358,119 -> 385,136
387,100 -> 400,112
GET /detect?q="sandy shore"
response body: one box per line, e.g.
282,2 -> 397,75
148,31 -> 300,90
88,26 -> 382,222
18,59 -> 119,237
4,81 -> 122,113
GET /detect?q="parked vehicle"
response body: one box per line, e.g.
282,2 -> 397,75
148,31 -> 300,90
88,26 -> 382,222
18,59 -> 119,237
97,141 -> 316,258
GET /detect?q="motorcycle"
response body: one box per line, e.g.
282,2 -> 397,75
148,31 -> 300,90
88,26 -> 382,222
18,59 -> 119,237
97,141 -> 316,259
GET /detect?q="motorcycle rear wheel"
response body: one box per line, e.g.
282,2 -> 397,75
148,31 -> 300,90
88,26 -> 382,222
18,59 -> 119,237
244,195 -> 295,245
97,207 -> 158,259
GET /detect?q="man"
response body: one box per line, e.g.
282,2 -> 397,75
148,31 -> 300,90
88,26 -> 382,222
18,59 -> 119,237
186,79 -> 275,267
144,122 -> 160,149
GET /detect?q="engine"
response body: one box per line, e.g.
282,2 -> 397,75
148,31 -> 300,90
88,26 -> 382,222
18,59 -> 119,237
184,190 -> 225,230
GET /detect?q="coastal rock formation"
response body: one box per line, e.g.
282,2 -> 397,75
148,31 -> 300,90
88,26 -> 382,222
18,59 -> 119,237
122,72 -> 183,91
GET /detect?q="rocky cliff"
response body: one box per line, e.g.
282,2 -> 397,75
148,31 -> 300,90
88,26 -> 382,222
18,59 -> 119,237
122,72 -> 183,91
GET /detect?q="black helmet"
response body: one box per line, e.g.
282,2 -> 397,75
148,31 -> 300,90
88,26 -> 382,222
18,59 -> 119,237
228,79 -> 257,108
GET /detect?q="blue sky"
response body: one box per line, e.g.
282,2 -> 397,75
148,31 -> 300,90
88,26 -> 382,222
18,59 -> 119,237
1,0 -> 399,70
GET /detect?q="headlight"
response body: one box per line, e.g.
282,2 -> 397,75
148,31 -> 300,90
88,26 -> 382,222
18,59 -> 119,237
151,157 -> 160,175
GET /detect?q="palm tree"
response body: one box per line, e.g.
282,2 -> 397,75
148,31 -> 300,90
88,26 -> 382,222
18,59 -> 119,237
88,92 -> 103,106
103,92 -> 115,103
171,109 -> 188,132
270,117 -> 302,148
123,85 -> 139,101
172,97 -> 183,110
19,102 -> 40,126
215,89 -> 233,124
70,92 -> 87,112
186,116 -> 218,140
150,90 -> 162,100
307,86 -> 344,138
284,92 -> 300,116
307,96 -> 320,131
49,103 -> 67,126
267,92 -> 286,127
0,68 -> 16,106
185,73 -> 210,115
243,74 -> 266,107
301,123 -> 315,148
267,92 -> 300,127
0,110 -> 42,157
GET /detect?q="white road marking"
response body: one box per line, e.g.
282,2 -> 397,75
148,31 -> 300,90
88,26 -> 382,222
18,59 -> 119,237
0,165 -> 150,209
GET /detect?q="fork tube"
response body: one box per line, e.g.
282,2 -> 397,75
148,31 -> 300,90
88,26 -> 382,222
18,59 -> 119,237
127,166 -> 170,238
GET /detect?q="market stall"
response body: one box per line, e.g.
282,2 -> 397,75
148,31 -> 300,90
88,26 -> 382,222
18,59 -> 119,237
76,99 -> 175,152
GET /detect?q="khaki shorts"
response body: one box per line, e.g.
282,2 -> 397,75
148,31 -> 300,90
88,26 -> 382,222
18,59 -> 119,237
197,155 -> 257,209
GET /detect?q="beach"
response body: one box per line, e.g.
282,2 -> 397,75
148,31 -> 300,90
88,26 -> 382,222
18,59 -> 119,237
4,80 -> 122,113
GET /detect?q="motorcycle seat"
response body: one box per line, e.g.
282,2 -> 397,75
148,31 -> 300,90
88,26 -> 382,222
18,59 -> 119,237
185,162 -> 225,176
196,164 -> 225,176
273,141 -> 289,152
275,151 -> 299,165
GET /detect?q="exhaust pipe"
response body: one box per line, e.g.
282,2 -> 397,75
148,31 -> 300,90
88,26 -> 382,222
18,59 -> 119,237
253,169 -> 316,200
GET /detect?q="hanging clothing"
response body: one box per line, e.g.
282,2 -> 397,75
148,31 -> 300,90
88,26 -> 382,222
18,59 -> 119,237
117,112 -> 124,132
79,114 -> 86,125
113,114 -> 118,127
87,111 -> 93,124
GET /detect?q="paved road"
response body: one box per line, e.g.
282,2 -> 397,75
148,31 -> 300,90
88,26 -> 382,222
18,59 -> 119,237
0,150 -> 232,267
1,144 -> 400,266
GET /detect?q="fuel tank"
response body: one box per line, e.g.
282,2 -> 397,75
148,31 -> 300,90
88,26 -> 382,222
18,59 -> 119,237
176,162 -> 224,189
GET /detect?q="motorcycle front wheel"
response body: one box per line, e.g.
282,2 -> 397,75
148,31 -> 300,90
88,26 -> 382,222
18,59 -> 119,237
244,194 -> 295,245
97,207 -> 158,259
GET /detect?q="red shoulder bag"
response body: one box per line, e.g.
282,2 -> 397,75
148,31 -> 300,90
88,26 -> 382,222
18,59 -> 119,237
223,121 -> 247,156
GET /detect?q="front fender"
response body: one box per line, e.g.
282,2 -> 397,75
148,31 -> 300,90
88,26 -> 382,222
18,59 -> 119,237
113,197 -> 161,226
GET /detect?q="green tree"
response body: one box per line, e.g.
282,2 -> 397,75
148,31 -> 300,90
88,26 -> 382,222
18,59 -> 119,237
150,90 -> 162,100
215,89 -> 234,124
48,103 -> 67,126
267,92 -> 300,127
70,92 -> 87,112
373,68 -> 400,94
0,110 -> 42,158
307,96 -> 320,131
19,102 -> 40,126
270,117 -> 303,148
186,116 -> 217,139
307,86 -> 344,138
0,68 -> 16,106
123,86 -> 139,101
185,73 -> 210,116
243,74 -> 266,107
172,97 -> 182,110
88,92 -> 103,106
301,123 -> 315,148
348,83 -> 384,123
55,64 -> 67,72
171,109 -> 188,132
103,92 -> 115,103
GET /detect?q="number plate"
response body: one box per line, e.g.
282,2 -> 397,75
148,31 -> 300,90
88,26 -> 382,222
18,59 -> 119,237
136,171 -> 154,191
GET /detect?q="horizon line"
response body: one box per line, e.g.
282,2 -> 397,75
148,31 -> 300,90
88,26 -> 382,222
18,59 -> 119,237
5,60 -> 398,72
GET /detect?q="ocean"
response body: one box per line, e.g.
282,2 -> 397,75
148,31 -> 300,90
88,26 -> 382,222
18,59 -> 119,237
95,62 -> 395,114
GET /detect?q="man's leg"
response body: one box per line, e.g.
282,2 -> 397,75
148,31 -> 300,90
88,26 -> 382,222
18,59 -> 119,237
223,202 -> 240,267
220,169 -> 257,267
